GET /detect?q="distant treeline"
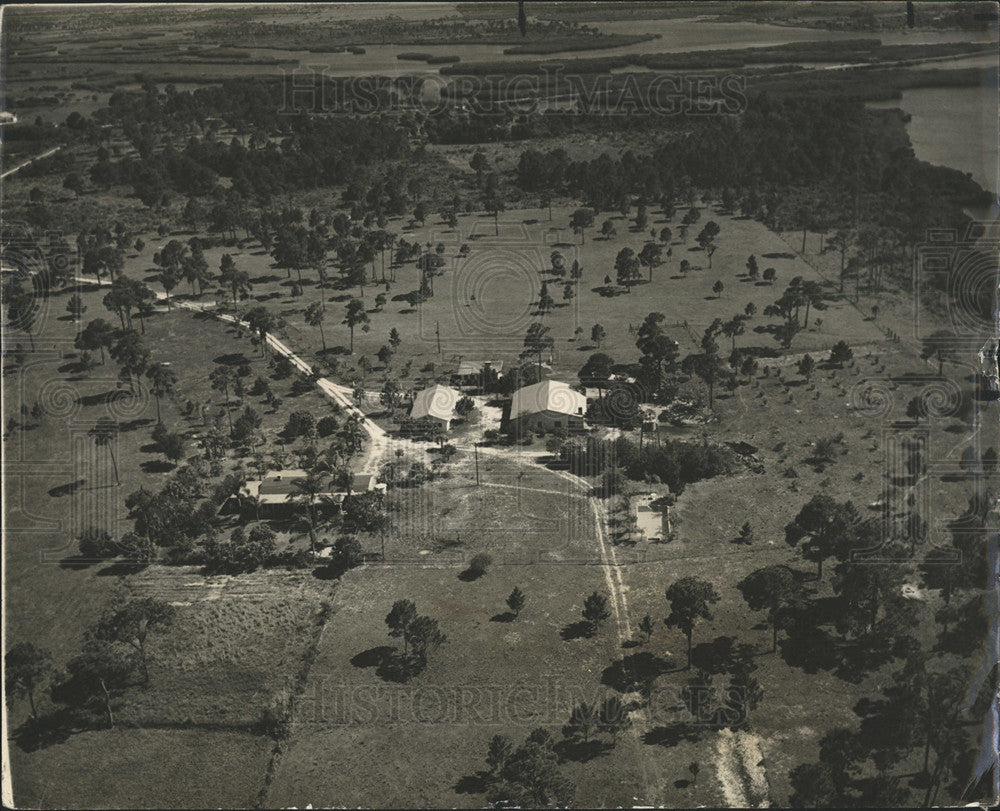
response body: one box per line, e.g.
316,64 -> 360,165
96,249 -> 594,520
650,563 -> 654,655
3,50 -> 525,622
439,39 -> 990,75
509,92 -> 987,240
396,52 -> 461,64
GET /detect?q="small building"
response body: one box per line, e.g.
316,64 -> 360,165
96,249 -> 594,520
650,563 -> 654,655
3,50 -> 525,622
452,360 -> 503,389
409,384 -> 460,430
509,379 -> 587,433
233,469 -> 385,517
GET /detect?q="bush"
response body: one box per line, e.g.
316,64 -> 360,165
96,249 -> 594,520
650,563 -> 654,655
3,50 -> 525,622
270,355 -> 294,379
283,410 -> 316,439
151,421 -> 169,447
204,524 -> 276,572
78,527 -> 114,558
467,552 -> 492,579
317,415 -> 339,437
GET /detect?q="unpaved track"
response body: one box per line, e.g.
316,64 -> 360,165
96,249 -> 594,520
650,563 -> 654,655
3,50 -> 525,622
80,279 -> 772,804
74,278 -> 388,472
1,145 -> 62,179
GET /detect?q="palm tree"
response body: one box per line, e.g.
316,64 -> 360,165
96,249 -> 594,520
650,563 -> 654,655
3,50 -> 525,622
241,491 -> 264,522
219,254 -> 252,314
210,367 -> 236,433
305,302 -> 327,352
340,413 -> 365,457
145,363 -> 177,423
343,299 -> 369,354
90,417 -> 120,486
287,469 -> 329,558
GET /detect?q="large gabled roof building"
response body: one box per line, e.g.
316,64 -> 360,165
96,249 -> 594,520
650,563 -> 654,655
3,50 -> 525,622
409,384 -> 460,430
509,379 -> 587,432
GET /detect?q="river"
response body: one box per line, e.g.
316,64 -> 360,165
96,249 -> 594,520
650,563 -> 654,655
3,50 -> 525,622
867,73 -> 999,195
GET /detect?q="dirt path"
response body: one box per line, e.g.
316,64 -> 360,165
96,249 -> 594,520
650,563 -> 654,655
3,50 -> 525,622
74,278 -> 388,473
82,277 -> 761,804
1,145 -> 62,179
715,728 -> 772,808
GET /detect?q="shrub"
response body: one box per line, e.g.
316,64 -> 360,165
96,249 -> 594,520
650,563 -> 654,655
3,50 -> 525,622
317,415 -> 339,437
467,553 -> 492,579
283,410 -> 316,439
78,527 -> 114,558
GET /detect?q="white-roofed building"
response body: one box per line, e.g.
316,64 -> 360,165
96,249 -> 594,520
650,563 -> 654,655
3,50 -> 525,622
231,469 -> 385,517
509,379 -> 587,433
409,384 -> 460,430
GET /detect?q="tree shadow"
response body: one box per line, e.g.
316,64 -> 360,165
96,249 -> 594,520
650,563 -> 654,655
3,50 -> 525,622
560,620 -> 594,641
49,479 -> 86,498
643,723 -> 702,748
214,352 -> 251,366
118,417 -> 154,433
318,346 -> 351,357
454,771 -> 491,795
690,636 -> 739,675
377,652 -> 423,683
58,554 -> 99,571
11,709 -> 85,752
490,612 -> 516,623
77,390 -> 119,408
555,737 -> 614,762
141,460 -> 177,474
350,645 -> 395,669
349,645 -> 423,683
312,559 -> 349,580
602,651 -> 674,692
778,626 -> 841,675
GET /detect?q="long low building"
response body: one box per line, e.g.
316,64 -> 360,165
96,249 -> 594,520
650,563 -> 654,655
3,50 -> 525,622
508,379 -> 587,433
232,469 -> 385,515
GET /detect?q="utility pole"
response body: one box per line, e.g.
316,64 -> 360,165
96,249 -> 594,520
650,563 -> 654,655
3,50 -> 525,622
436,321 -> 441,355
474,443 -> 480,486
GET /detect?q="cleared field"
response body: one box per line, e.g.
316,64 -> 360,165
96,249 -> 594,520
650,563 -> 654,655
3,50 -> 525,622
9,727 -> 273,809
115,206 -> 886,398
266,452 -> 693,807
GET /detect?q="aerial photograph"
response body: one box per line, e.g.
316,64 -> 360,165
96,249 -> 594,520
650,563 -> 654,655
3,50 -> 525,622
1,2 -> 998,808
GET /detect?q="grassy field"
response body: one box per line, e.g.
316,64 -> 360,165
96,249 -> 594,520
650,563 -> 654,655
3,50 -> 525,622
5,118 -> 994,808
6,191 -> 992,805
111,205 -> 884,399
265,450 -> 705,808
10,728 -> 274,809
4,286 -> 338,808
